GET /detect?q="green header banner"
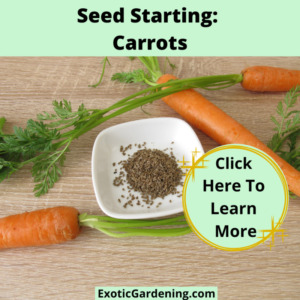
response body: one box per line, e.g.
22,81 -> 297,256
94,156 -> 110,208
1,0 -> 299,56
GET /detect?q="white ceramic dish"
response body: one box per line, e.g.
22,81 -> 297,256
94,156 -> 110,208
91,117 -> 204,219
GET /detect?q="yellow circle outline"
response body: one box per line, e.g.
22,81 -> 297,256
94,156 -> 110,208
182,144 -> 289,251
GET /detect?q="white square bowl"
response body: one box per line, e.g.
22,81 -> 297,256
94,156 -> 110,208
91,117 -> 204,219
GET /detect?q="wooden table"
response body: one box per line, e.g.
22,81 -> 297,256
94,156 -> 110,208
0,57 -> 299,299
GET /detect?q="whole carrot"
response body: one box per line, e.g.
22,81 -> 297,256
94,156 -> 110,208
0,206 -> 191,249
157,74 -> 300,197
0,206 -> 80,249
241,66 -> 300,92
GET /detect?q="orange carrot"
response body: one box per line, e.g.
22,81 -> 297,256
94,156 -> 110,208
0,206 -> 80,249
158,74 -> 300,197
241,66 -> 300,92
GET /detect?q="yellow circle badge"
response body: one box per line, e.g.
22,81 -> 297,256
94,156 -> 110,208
182,144 -> 289,251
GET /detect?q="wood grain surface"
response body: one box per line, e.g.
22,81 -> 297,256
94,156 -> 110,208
0,57 -> 299,300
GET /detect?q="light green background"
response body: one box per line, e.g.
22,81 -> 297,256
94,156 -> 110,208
95,287 -> 218,300
185,145 -> 288,250
1,0 -> 299,55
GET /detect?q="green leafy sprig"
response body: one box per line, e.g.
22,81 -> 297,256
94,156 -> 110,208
268,86 -> 300,171
0,100 -> 96,196
111,69 -> 152,85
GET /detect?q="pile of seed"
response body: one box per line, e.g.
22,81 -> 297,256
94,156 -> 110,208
124,149 -> 182,199
112,144 -> 183,209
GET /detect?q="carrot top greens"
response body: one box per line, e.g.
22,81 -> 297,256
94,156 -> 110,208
268,86 -> 300,171
0,57 -> 299,198
0,61 -> 241,197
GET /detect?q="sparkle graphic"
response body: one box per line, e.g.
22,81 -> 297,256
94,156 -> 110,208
178,148 -> 208,180
258,217 -> 288,250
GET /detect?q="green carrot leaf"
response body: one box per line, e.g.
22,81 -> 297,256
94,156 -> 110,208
111,69 -> 151,84
268,86 -> 300,173
0,158 -> 19,183
31,143 -> 70,197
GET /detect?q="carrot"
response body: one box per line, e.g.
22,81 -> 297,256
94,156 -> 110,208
157,74 -> 300,197
241,66 -> 300,92
0,206 -> 80,249
0,206 -> 192,249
